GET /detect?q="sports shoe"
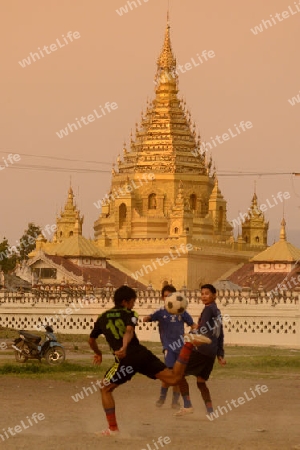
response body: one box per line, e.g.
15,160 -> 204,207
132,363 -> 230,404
98,428 -> 120,437
174,407 -> 194,416
156,398 -> 165,407
184,333 -> 212,346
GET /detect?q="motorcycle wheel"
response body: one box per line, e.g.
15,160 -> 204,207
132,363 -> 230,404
45,346 -> 65,365
14,342 -> 29,363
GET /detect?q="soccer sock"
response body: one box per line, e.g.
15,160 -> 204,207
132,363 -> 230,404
197,381 -> 213,413
159,386 -> 168,400
177,342 -> 193,365
172,391 -> 180,405
178,378 -> 192,408
104,407 -> 118,431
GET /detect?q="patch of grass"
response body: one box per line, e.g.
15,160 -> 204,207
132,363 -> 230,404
0,360 -> 112,381
212,345 -> 300,379
0,327 -> 90,342
0,328 -> 20,339
2,333 -> 300,381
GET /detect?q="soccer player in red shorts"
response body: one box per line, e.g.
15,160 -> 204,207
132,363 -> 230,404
88,285 -> 211,436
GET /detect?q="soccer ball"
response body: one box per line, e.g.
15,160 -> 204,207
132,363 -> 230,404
165,292 -> 188,315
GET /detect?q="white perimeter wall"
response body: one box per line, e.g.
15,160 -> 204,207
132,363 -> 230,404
0,289 -> 299,347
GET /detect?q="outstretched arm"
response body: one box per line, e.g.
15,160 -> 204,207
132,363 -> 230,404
143,315 -> 152,322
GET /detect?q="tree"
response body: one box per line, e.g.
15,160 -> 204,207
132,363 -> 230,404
17,223 -> 42,261
0,238 -> 17,273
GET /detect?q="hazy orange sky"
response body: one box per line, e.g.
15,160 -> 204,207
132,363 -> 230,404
1,0 -> 300,247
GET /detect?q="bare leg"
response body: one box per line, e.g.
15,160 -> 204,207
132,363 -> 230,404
172,384 -> 180,408
196,376 -> 213,413
100,382 -> 119,432
178,377 -> 192,408
156,342 -> 194,385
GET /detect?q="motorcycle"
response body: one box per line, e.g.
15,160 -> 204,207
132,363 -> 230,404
12,325 -> 65,365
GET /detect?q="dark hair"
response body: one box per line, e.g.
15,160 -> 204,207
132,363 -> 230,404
161,284 -> 176,297
201,283 -> 217,294
114,286 -> 137,307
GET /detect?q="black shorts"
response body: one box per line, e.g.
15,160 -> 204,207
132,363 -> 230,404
104,344 -> 166,385
185,350 -> 215,381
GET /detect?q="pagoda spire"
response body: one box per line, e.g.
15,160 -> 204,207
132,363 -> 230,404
279,217 -> 287,241
65,186 -> 75,210
157,18 -> 176,73
251,191 -> 258,211
209,177 -> 224,201
116,19 -> 209,176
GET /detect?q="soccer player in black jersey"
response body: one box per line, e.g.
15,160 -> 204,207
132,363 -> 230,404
88,285 -> 211,436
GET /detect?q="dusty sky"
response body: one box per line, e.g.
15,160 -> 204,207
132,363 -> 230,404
1,0 -> 300,247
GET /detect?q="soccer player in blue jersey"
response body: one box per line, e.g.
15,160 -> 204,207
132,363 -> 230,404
88,285 -> 211,436
143,284 -> 197,410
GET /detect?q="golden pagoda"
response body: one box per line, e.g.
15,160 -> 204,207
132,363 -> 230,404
93,20 -> 268,289
227,219 -> 300,292
53,186 -> 84,242
29,186 -> 104,262
242,192 -> 269,246
251,218 -> 300,268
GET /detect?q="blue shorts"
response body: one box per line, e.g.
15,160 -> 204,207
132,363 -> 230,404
163,348 -> 180,368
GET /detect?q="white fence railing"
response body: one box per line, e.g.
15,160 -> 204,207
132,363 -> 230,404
0,289 -> 299,347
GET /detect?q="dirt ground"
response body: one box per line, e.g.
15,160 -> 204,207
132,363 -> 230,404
1,372 -> 300,450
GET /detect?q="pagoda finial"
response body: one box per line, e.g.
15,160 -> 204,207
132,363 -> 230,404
252,191 -> 258,207
279,217 -> 287,241
251,181 -> 258,206
167,0 -> 172,25
66,185 -> 74,206
157,16 -> 176,72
